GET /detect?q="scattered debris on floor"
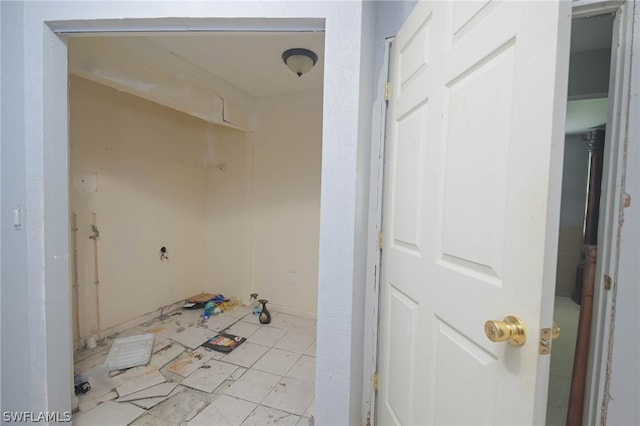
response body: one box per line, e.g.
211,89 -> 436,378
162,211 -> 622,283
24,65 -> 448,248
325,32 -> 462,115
186,292 -> 219,304
73,299 -> 317,425
74,373 -> 91,395
185,292 -> 242,319
167,348 -> 213,377
202,332 -> 246,353
106,334 -> 155,371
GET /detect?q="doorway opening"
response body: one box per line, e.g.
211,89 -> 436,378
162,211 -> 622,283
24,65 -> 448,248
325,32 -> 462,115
67,31 -> 323,422
546,12 -> 614,426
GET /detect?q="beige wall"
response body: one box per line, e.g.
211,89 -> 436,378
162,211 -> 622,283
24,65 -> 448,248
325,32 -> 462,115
70,78 -> 323,344
204,124 -> 251,299
251,92 -> 323,317
556,134 -> 589,297
70,76 -> 207,342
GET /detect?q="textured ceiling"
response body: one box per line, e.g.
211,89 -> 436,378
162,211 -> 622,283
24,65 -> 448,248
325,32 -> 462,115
70,31 -> 324,99
70,13 -> 611,105
146,32 -> 324,97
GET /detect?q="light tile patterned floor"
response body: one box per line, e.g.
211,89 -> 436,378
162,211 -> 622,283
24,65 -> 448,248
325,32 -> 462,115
546,296 -> 580,426
73,307 -> 316,425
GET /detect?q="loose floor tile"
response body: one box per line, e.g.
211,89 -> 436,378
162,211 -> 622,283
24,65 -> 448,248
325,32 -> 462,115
110,362 -> 159,384
131,385 -> 185,410
188,394 -> 256,426
167,347 -> 214,377
73,401 -> 145,426
221,342 -> 270,368
286,356 -> 316,383
252,348 -> 301,376
151,336 -> 172,353
223,369 -> 282,404
225,321 -> 260,338
116,382 -> 178,402
229,367 -> 248,381
148,387 -> 215,423
247,326 -> 287,347
148,342 -> 185,370
262,377 -> 315,416
74,309 -> 316,426
181,360 -> 238,393
130,413 -> 176,426
241,405 -> 300,426
205,314 -> 239,332
274,331 -> 315,354
116,370 -> 166,397
169,326 -> 213,349
184,400 -> 209,422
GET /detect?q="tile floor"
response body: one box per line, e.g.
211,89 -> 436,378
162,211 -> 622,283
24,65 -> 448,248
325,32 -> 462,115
546,296 -> 581,425
73,306 -> 316,426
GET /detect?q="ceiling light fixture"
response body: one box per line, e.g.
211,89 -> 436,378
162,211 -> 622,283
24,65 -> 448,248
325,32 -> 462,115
282,48 -> 318,77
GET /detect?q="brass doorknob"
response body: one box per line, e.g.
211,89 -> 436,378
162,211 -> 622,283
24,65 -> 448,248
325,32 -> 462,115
550,321 -> 560,340
484,315 -> 527,346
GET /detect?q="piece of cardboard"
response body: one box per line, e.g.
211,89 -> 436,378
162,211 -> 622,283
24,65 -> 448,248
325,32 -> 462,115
185,293 -> 218,303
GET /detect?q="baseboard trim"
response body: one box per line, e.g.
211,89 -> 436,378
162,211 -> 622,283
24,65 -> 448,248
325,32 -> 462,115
75,299 -> 185,352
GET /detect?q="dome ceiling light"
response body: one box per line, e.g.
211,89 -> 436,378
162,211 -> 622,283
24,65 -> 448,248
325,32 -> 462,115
282,48 -> 318,77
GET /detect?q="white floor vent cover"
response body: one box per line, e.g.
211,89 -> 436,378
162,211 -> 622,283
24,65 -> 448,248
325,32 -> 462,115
106,334 -> 155,371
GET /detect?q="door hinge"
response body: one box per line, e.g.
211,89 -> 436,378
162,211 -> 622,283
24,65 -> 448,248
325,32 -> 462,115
374,372 -> 380,392
604,275 -> 613,290
384,82 -> 391,101
378,231 -> 384,250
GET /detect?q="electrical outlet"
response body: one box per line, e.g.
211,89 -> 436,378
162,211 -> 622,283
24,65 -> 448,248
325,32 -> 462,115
288,271 -> 296,284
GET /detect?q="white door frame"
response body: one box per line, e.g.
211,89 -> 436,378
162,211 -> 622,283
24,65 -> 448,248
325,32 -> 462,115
362,36 -> 393,424
51,15 -> 328,411
573,1 -> 638,424
363,1 -> 637,424
6,3 -> 366,423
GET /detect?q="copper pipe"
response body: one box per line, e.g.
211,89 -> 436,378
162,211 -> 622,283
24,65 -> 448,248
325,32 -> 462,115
91,212 -> 101,339
567,245 -> 597,426
72,212 -> 81,349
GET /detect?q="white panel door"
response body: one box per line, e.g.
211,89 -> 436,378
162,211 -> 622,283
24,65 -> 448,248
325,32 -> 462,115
377,1 -> 570,425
